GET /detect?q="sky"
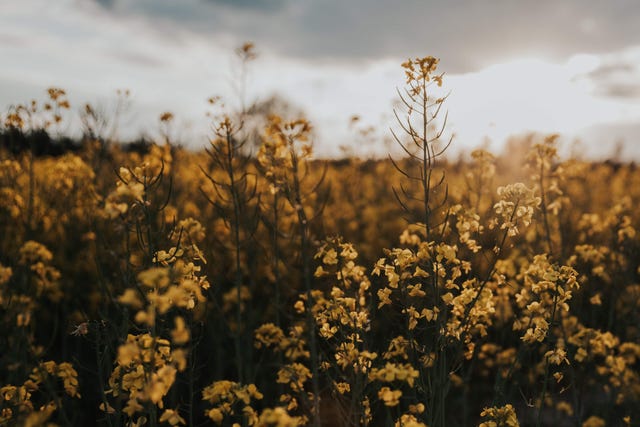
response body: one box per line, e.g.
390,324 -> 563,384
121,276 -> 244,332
1,0 -> 640,158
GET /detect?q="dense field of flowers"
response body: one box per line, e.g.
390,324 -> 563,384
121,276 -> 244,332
1,56 -> 639,426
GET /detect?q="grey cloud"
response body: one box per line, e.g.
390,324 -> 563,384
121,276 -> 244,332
204,0 -> 291,12
95,0 -> 115,8
580,56 -> 640,99
93,0 -> 640,73
0,32 -> 29,47
107,49 -> 167,68
596,83 -> 640,99
586,62 -> 636,80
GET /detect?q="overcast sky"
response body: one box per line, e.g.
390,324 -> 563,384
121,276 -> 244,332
1,0 -> 640,158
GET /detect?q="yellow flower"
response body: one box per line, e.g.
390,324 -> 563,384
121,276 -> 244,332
334,382 -> 350,394
408,284 -> 426,298
293,300 -> 305,313
148,365 -> 176,404
159,409 -> 186,426
171,316 -> 190,345
99,402 -> 116,414
138,267 -> 171,289
479,404 -> 519,427
123,397 -> 144,417
556,401 -> 572,416
409,403 -> 425,414
118,289 -> 143,309
377,287 -> 392,308
57,362 -> 80,397
545,348 -> 568,365
257,407 -> 302,427
208,407 -> 224,424
394,414 -> 427,427
378,387 -> 402,406
589,293 -> 602,305
322,248 -> 338,265
276,364 -> 311,392
582,416 -> 605,427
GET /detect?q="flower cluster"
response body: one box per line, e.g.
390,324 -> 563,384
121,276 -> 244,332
202,380 -> 263,425
513,255 -> 578,344
0,361 -> 80,425
492,183 -> 540,237
478,404 -> 519,427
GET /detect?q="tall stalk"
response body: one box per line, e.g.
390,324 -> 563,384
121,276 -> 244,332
260,117 -> 328,426
288,134 -> 321,427
201,118 -> 259,384
389,57 -> 453,427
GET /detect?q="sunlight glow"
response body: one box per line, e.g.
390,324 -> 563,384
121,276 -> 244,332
444,54 -> 634,153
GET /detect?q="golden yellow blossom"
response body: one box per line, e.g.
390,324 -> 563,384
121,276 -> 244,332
378,387 -> 402,406
479,404 -> 519,427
